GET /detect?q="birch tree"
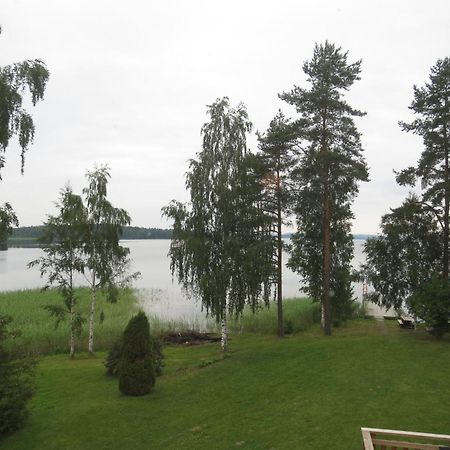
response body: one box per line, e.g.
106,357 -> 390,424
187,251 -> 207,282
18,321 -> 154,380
0,26 -> 49,177
29,187 -> 86,358
82,165 -> 138,354
162,97 -> 274,351
280,42 -> 368,335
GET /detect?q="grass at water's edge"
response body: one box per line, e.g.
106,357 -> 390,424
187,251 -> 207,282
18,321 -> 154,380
0,288 -> 138,355
0,288 -> 322,355
1,321 -> 450,450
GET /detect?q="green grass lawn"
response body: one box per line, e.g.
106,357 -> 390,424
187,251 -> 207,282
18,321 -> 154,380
1,320 -> 450,450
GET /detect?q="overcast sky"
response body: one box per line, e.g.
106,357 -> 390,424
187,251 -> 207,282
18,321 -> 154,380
1,0 -> 449,233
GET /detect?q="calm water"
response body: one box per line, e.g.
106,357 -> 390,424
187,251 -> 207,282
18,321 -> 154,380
0,239 -> 368,322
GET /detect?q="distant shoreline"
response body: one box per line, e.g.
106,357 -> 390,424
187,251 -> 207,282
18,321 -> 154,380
6,229 -> 375,249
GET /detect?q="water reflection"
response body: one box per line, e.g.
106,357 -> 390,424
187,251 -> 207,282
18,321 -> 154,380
0,239 -> 374,320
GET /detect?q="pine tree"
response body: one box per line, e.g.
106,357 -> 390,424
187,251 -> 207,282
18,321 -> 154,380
396,57 -> 450,280
280,42 -> 368,334
257,111 -> 296,336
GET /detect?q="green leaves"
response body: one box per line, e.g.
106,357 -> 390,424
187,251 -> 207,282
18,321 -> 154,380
363,197 -> 442,311
280,42 -> 367,327
0,56 -> 49,176
163,97 -> 274,323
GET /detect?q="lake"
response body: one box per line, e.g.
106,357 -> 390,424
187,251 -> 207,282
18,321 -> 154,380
0,239 -> 374,323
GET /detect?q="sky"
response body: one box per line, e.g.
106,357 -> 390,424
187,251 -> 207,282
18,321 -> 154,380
1,0 -> 449,234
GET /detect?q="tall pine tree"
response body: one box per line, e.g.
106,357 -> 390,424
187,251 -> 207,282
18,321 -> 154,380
396,57 -> 450,281
280,42 -> 368,335
257,111 -> 296,336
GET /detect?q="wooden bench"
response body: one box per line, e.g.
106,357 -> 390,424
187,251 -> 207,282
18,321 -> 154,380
361,427 -> 450,449
397,317 -> 415,329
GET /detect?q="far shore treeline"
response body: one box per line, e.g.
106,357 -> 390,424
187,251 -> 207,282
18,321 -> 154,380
6,227 -> 373,248
6,226 -> 173,248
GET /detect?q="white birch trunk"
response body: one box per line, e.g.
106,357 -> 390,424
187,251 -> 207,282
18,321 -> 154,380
221,317 -> 228,352
88,273 -> 96,353
70,305 -> 75,359
321,303 -> 325,328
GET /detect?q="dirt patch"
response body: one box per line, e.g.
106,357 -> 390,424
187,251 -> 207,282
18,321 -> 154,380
161,330 -> 221,345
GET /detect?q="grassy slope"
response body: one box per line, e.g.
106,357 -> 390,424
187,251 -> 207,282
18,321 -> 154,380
2,321 -> 450,450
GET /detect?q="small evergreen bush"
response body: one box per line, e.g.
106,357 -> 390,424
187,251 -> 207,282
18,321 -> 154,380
0,315 -> 36,436
118,311 -> 155,396
105,334 -> 163,377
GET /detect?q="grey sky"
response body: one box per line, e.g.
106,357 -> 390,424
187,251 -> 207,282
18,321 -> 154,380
1,0 -> 449,233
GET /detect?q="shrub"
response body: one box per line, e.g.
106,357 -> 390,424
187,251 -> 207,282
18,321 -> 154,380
410,277 -> 450,339
105,334 -> 163,377
0,315 -> 36,436
118,311 -> 155,396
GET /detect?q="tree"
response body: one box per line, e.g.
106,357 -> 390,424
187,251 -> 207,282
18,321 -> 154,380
0,315 -> 35,436
162,97 -> 274,351
256,111 -> 296,336
363,196 -> 441,312
396,57 -> 450,280
0,27 -> 49,177
280,42 -> 368,335
82,165 -> 138,354
410,276 -> 450,338
29,186 -> 86,358
0,202 -> 18,250
119,311 -> 155,396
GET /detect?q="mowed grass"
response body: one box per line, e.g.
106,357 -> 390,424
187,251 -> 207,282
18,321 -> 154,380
2,320 -> 450,450
0,288 -> 138,354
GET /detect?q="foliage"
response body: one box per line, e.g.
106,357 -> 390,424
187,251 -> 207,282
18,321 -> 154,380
82,165 -> 139,353
0,202 -> 18,250
363,197 -> 441,311
105,334 -> 163,377
256,111 -> 297,336
0,28 -> 49,177
396,57 -> 450,279
0,315 -> 35,437
162,97 -> 274,350
121,227 -> 172,239
28,186 -> 87,358
410,277 -> 450,338
280,42 -> 368,334
119,311 -> 155,396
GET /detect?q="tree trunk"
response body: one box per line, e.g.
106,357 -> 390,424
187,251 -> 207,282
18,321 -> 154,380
88,273 -> 96,354
276,166 -> 284,337
221,317 -> 228,352
323,192 -> 332,336
321,108 -> 332,336
69,298 -> 75,359
443,122 -> 449,281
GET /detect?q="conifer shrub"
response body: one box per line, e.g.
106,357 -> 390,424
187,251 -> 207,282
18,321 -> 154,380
118,311 -> 156,396
105,334 -> 163,377
0,315 -> 36,436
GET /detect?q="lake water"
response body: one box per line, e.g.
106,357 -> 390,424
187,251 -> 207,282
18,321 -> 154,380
0,239 -> 375,323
